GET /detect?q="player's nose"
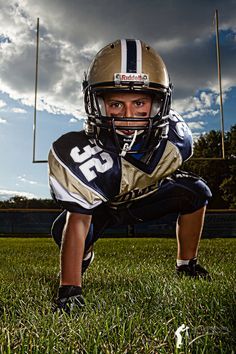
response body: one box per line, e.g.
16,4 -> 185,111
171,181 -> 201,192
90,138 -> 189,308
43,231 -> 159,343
124,104 -> 134,118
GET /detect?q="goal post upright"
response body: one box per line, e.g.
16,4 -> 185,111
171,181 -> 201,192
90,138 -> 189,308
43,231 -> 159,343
215,8 -> 225,159
33,18 -> 47,164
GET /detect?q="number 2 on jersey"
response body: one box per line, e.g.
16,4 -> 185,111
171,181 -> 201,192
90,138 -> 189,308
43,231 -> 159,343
70,142 -> 113,182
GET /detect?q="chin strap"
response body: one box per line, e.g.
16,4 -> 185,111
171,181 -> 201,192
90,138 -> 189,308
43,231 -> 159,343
120,130 -> 138,157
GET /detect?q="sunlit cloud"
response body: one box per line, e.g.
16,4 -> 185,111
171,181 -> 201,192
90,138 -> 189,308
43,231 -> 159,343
0,117 -> 7,124
154,38 -> 184,52
17,175 -> 38,185
173,91 -> 220,119
11,107 -> 27,113
69,117 -> 79,123
187,121 -> 206,130
0,189 -> 37,201
0,99 -> 7,109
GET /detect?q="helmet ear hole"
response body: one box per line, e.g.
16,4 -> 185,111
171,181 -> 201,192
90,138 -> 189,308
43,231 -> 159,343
97,96 -> 106,116
150,96 -> 162,117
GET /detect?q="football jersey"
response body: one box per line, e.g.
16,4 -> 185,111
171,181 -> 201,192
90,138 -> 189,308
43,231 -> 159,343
48,110 -> 193,214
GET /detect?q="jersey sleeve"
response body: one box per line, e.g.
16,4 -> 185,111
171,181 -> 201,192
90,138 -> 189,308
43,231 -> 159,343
48,147 -> 106,214
168,110 -> 193,162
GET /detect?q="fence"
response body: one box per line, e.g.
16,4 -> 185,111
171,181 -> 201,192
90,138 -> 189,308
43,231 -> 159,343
0,209 -> 236,237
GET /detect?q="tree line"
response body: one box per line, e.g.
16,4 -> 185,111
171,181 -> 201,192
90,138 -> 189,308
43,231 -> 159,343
184,124 -> 236,209
0,125 -> 235,210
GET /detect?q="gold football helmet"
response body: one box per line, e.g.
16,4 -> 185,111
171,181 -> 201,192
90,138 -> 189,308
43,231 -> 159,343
83,39 -> 172,156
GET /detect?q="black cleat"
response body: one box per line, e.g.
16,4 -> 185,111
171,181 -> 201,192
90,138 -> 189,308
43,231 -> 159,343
55,294 -> 85,314
176,258 -> 211,279
54,285 -> 85,314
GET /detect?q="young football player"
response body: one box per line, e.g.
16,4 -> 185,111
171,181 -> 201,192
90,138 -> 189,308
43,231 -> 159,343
48,39 -> 212,313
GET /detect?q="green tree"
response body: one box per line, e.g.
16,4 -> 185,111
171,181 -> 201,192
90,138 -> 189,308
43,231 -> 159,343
193,130 -> 223,158
0,196 -> 58,209
218,126 -> 236,208
184,124 -> 236,209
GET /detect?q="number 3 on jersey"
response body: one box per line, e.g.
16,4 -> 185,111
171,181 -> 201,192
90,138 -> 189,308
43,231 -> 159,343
70,142 -> 113,182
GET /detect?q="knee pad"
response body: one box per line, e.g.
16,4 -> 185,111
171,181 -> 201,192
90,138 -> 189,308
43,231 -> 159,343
173,172 -> 212,213
174,172 -> 212,200
192,178 -> 212,200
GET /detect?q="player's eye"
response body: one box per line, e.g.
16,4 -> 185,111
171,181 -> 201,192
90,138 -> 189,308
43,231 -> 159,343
135,99 -> 150,109
109,102 -> 123,109
135,100 -> 145,107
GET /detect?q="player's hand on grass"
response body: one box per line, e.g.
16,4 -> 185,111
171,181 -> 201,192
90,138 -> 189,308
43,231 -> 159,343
54,285 -> 85,314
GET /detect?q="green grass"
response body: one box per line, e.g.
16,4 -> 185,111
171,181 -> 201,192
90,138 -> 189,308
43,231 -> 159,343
0,237 -> 235,354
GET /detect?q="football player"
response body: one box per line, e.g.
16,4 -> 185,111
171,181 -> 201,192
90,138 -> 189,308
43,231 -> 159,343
48,39 -> 212,313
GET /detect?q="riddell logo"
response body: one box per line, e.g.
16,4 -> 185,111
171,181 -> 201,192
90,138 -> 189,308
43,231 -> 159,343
114,73 -> 149,84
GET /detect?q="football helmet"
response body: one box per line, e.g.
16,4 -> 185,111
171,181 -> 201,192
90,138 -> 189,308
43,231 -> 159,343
83,39 -> 172,156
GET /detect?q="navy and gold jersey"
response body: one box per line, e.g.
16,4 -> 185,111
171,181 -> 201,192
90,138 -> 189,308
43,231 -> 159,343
48,110 -> 193,214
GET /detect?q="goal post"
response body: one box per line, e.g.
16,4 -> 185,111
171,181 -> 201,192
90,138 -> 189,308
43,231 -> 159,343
32,12 -> 227,163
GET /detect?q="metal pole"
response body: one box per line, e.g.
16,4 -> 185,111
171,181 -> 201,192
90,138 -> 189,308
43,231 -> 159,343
215,9 -> 225,159
33,18 -> 39,163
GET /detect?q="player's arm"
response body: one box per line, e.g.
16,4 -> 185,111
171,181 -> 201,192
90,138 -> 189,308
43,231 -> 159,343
55,211 -> 92,313
60,211 -> 92,287
48,144 -> 105,312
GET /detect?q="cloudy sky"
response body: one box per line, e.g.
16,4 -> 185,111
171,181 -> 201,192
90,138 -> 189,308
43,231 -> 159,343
0,0 -> 235,200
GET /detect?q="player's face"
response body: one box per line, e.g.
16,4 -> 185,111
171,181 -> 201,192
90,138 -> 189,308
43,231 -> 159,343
103,92 -> 152,133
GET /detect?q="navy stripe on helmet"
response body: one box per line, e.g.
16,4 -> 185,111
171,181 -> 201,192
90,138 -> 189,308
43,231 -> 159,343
126,40 -> 137,73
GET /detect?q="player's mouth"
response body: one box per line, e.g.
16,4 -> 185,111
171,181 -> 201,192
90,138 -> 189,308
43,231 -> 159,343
116,129 -> 135,136
117,129 -> 144,137
121,130 -> 135,136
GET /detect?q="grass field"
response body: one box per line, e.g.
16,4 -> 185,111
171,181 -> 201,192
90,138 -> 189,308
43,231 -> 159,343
0,237 -> 235,354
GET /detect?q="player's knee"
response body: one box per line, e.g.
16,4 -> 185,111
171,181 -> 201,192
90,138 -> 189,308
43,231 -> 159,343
174,176 -> 212,214
182,178 -> 212,213
51,210 -> 67,247
193,179 -> 212,201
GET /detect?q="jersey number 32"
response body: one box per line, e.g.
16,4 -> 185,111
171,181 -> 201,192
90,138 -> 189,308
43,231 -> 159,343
70,141 -> 113,182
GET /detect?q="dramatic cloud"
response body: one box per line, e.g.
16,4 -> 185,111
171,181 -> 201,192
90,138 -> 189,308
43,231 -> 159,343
173,91 -> 219,120
0,0 -> 235,119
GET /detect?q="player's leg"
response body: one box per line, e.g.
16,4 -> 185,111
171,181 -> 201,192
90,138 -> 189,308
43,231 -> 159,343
175,205 -> 211,278
117,172 -> 212,277
172,172 -> 212,278
176,206 -> 206,260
